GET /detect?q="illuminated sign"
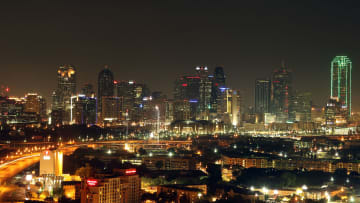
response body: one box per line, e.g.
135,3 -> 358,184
125,168 -> 136,175
43,150 -> 50,160
87,179 -> 98,186
182,83 -> 188,87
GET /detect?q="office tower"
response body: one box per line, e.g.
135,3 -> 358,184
81,169 -> 141,203
72,94 -> 97,125
98,66 -> 114,117
217,88 -> 241,126
331,56 -> 352,117
81,83 -> 95,97
271,63 -> 292,123
40,149 -> 63,176
165,99 -> 174,123
24,93 -> 41,114
196,66 -> 212,120
39,96 -> 47,121
101,96 -> 121,122
289,91 -> 312,122
24,93 -> 47,122
174,66 -> 212,120
56,65 -> 76,123
311,105 -> 325,124
115,80 -> 145,120
255,79 -> 271,114
325,97 -> 347,126
57,65 -> 76,108
173,100 -> 191,121
211,66 -> 226,113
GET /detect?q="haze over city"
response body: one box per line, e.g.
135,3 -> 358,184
0,1 -> 359,111
1,1 -> 360,203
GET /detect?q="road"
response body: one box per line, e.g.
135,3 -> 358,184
0,145 -> 78,201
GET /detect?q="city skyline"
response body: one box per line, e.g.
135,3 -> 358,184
1,2 -> 360,202
0,1 -> 359,111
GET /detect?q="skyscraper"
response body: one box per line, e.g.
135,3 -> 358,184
255,79 -> 271,114
72,94 -> 97,125
174,66 -> 212,120
331,56 -> 352,117
217,88 -> 241,126
271,63 -> 292,123
211,66 -> 226,114
55,65 -> 76,123
98,66 -> 114,118
196,66 -> 212,120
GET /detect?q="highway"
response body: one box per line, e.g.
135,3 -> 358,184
0,145 -> 78,201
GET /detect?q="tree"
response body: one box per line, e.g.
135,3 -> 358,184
75,164 -> 94,178
280,172 -> 296,187
155,160 -> 164,170
138,148 -> 147,155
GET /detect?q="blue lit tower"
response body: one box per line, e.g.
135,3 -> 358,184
331,56 -> 352,117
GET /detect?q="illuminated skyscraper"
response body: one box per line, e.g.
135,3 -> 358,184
174,66 -> 212,120
217,88 -> 241,126
255,79 -> 271,114
196,66 -> 212,120
331,56 -> 352,117
55,65 -> 76,123
98,66 -> 114,118
271,63 -> 292,123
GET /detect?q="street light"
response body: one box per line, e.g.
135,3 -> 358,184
155,105 -> 160,142
70,95 -> 77,124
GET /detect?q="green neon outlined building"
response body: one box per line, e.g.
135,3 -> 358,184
330,56 -> 352,117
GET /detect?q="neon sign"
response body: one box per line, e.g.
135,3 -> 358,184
125,169 -> 136,175
87,179 -> 98,186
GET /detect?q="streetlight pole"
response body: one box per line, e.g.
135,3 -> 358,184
70,95 -> 77,124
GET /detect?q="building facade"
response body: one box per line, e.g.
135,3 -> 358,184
331,56 -> 352,118
98,66 -> 114,119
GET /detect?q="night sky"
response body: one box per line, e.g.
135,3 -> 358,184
1,1 -> 359,111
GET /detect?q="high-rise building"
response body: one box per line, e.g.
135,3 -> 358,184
24,93 -> 47,122
174,66 -> 212,120
325,97 -> 347,126
40,149 -> 63,176
101,96 -> 121,122
173,100 -> 191,121
210,66 -> 226,114
81,83 -> 95,97
217,88 -> 241,126
271,63 -> 292,123
72,94 -> 97,125
255,79 -> 271,114
331,56 -> 352,118
55,65 -> 76,123
81,169 -> 141,203
196,66 -> 212,120
25,93 -> 41,114
98,66 -> 114,118
289,91 -> 312,122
